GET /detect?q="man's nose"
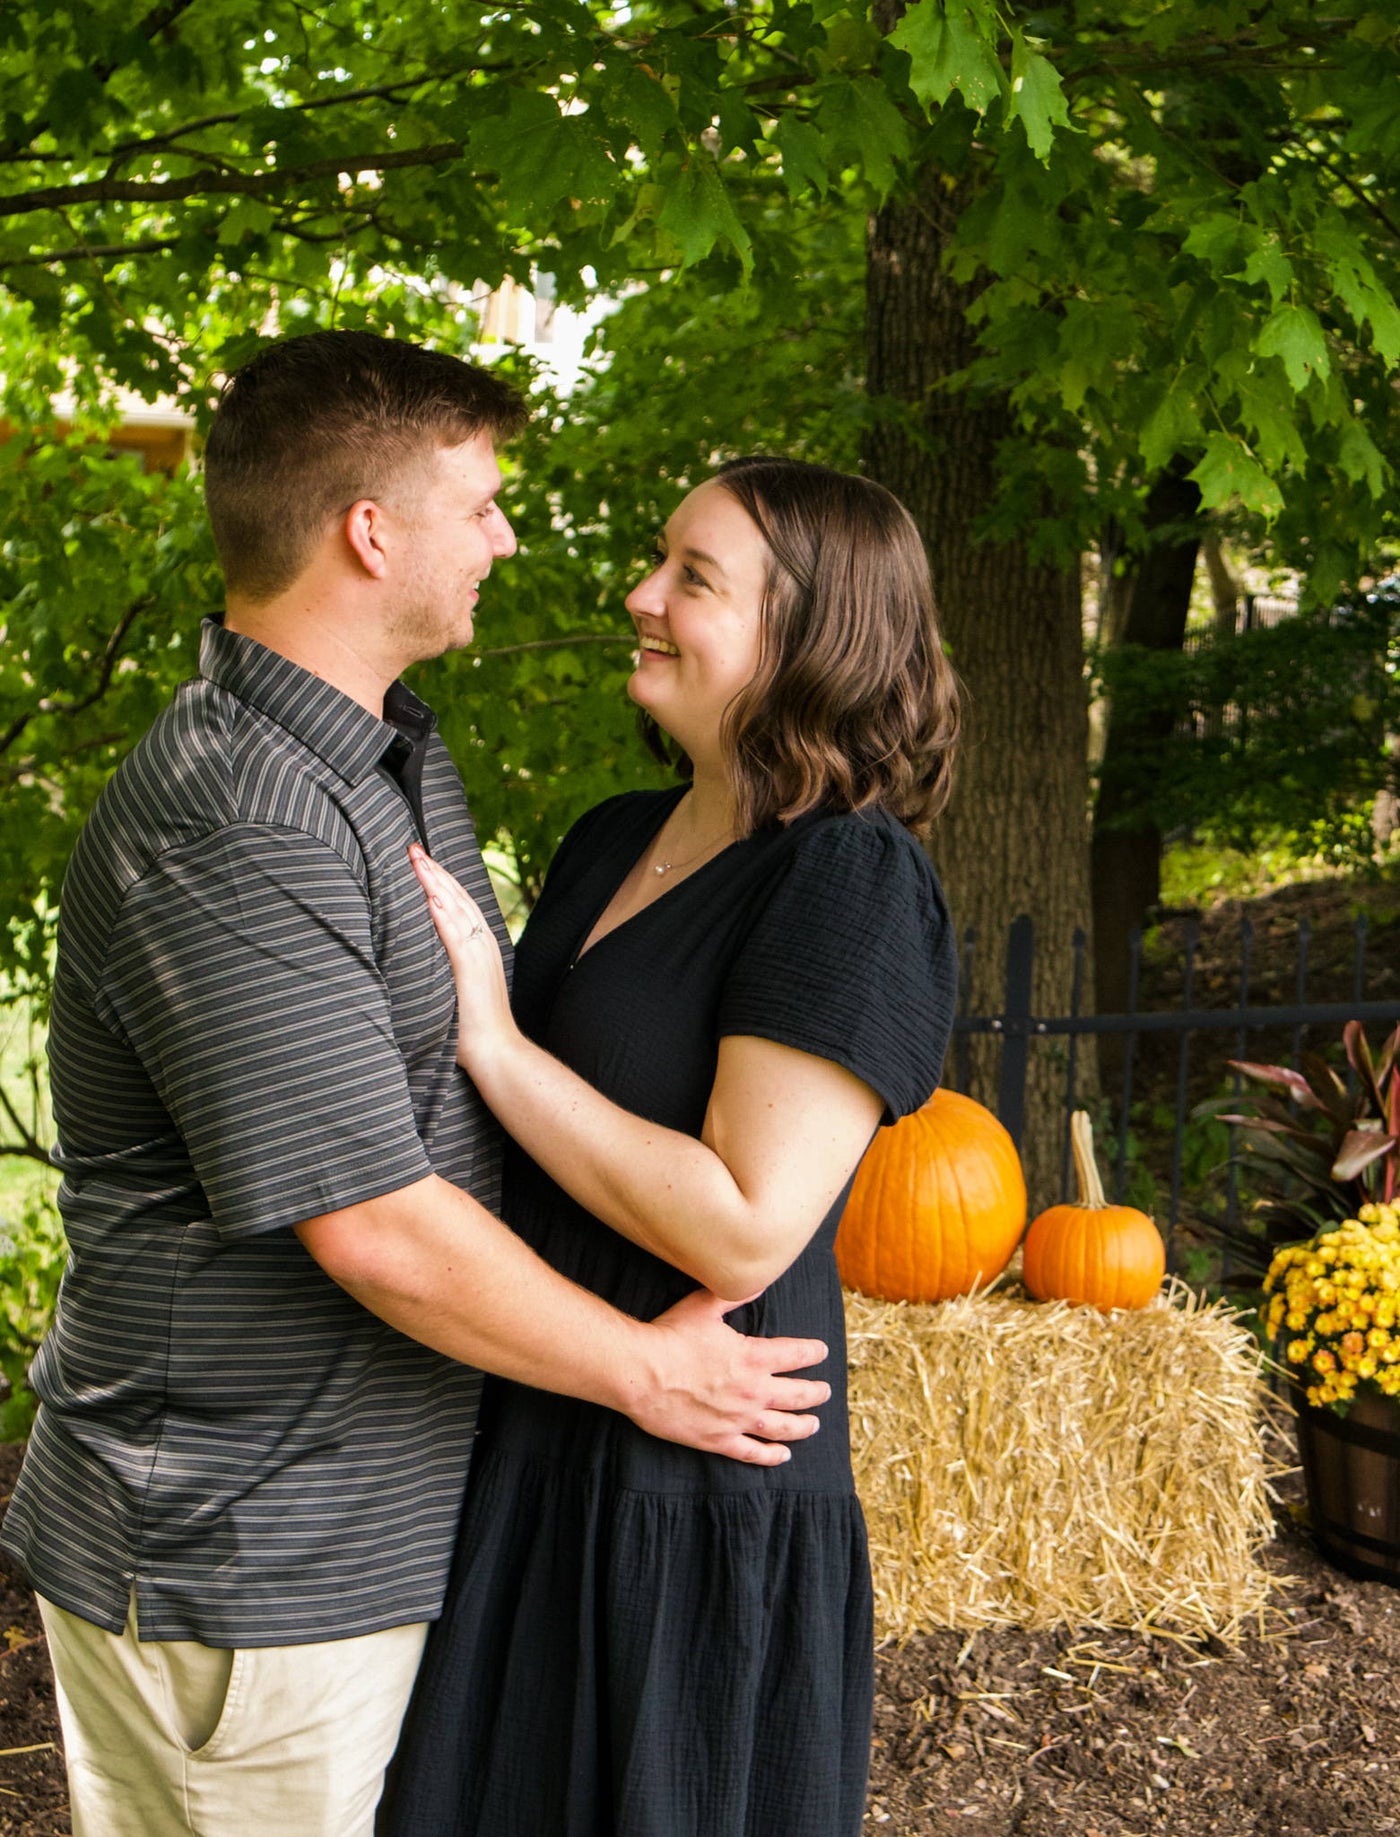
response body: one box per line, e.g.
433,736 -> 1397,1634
491,507 -> 518,560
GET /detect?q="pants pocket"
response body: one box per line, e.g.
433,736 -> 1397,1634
149,1635 -> 240,1755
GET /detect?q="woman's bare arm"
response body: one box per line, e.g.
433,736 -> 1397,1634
412,848 -> 882,1300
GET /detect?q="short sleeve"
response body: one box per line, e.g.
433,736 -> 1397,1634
718,814 -> 957,1123
96,823 -> 434,1238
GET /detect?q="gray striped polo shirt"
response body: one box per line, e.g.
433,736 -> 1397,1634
2,617 -> 509,1646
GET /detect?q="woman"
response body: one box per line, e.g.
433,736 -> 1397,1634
379,457 -> 960,1837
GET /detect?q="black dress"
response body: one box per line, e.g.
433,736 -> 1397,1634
380,788 -> 957,1837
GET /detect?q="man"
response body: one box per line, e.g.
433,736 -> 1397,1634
1,331 -> 829,1836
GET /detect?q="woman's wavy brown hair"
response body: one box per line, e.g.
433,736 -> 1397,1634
640,457 -> 960,838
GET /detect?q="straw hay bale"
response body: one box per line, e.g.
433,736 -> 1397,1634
846,1280 -> 1276,1642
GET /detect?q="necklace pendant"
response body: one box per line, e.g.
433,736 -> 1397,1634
654,862 -> 670,876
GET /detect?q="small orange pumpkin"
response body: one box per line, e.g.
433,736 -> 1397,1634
836,1089 -> 1026,1304
1023,1111 -> 1165,1311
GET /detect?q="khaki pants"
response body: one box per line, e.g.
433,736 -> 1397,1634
37,1593 -> 428,1837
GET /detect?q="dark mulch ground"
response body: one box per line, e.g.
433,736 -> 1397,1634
2,1438 -> 1399,1836
0,1443 -> 64,1837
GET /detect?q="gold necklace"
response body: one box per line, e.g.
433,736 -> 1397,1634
652,805 -> 734,877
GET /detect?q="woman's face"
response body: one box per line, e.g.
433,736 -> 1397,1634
624,481 -> 769,770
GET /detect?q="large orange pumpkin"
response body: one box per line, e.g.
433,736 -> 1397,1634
1022,1110 -> 1165,1311
836,1089 -> 1026,1303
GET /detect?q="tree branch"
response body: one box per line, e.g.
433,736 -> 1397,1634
0,142 -> 466,220
95,64 -> 507,167
0,236 -> 185,271
0,0 -> 202,163
0,598 -> 152,761
1310,155 -> 1400,247
0,733 -> 128,791
1,204 -> 391,270
0,1081 -> 49,1168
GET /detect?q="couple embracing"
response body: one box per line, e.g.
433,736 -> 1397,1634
2,329 -> 959,1836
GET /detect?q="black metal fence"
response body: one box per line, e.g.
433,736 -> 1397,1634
949,913 -> 1400,1265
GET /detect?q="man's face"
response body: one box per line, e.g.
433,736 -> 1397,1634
388,434 -> 517,661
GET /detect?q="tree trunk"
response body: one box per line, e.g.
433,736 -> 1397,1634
864,169 -> 1093,1211
1091,465 -> 1202,1035
1202,534 -> 1243,639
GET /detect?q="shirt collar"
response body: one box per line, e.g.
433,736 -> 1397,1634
198,616 -> 437,785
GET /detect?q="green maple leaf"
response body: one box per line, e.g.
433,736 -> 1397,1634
772,116 -> 831,199
1256,304 -> 1330,391
891,0 -> 1005,114
1139,386 -> 1204,475
1182,212 -> 1246,272
816,77 -> 912,197
592,63 -> 682,159
1241,241 -> 1295,306
1007,31 -> 1072,162
1235,380 -> 1308,473
1188,433 -> 1283,516
1315,225 -> 1400,365
656,161 -> 752,272
469,91 -> 616,216
1337,419 -> 1388,498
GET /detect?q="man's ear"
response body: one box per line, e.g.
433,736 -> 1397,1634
343,499 -> 390,580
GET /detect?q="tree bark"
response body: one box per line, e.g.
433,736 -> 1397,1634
864,168 -> 1093,1211
1091,465 -> 1202,1033
1202,534 -> 1243,639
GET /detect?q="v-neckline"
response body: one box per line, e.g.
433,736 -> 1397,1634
570,789 -> 740,969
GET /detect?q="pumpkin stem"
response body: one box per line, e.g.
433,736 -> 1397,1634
1069,1110 -> 1107,1209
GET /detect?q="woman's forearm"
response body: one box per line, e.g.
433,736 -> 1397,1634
464,1030 -> 777,1299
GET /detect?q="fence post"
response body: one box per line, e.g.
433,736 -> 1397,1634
997,915 -> 1035,1149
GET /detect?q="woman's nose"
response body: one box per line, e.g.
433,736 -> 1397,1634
625,567 -> 663,616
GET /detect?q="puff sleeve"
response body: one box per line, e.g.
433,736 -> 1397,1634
718,812 -> 957,1124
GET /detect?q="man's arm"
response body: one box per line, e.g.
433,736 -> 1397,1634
101,827 -> 827,1462
295,1175 -> 829,1465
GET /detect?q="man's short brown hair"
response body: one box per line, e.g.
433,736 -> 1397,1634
203,330 -> 528,602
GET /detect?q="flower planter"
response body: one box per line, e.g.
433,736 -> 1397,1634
1295,1389 -> 1400,1586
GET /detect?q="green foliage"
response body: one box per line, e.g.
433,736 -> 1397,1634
5,0 -> 1400,1151
6,1 -> 1396,593
1091,582 -> 1400,863
938,4 -> 1400,587
0,399 -> 217,990
0,0 -> 935,985
0,1188 -> 64,1441
0,0 -> 1012,384
1159,839 -> 1345,908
